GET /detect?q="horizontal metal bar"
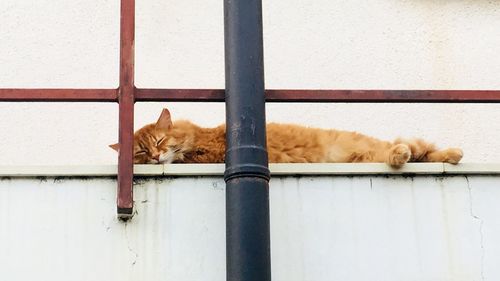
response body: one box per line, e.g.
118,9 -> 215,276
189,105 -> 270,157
2,89 -> 500,103
135,89 -> 500,103
266,90 -> 500,103
135,88 -> 225,101
0,89 -> 118,102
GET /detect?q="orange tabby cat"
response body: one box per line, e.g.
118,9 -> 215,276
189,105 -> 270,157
110,108 -> 463,167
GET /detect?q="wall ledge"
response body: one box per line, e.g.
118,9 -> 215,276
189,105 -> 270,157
0,163 -> 500,177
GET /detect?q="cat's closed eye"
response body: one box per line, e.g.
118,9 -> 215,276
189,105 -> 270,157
135,150 -> 147,156
156,137 -> 166,146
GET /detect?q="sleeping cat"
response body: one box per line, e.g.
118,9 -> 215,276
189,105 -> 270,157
109,108 -> 463,167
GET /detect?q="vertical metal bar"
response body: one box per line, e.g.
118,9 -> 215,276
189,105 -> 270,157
117,0 -> 135,218
223,0 -> 271,280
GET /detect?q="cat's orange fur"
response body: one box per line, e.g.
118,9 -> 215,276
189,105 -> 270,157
110,108 -> 463,167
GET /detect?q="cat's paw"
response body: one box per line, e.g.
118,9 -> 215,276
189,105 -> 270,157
443,148 -> 463,164
388,144 -> 411,167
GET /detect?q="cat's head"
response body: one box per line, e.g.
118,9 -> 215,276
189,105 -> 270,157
110,108 -> 189,164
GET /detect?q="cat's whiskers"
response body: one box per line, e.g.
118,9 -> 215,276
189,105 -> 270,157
159,149 -> 176,164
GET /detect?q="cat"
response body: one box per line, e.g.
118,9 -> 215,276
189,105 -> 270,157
109,108 -> 463,167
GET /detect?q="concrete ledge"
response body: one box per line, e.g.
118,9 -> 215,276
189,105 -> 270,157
1,163 -> 500,177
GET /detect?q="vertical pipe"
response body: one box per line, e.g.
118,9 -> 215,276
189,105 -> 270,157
224,0 -> 271,280
117,0 -> 135,218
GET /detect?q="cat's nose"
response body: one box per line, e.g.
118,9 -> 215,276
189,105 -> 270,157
152,154 -> 160,161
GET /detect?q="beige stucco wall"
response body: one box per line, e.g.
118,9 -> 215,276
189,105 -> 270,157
1,0 -> 500,165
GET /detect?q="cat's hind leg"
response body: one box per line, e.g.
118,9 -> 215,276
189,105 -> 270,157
395,138 -> 463,164
394,138 -> 435,162
424,148 -> 463,164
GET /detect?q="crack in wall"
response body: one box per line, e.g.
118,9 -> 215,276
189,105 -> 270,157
124,222 -> 139,266
465,176 -> 485,281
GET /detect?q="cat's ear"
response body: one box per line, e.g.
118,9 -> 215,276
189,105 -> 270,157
156,108 -> 173,130
109,143 -> 120,152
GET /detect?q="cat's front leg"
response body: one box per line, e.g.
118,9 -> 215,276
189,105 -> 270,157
386,144 -> 412,167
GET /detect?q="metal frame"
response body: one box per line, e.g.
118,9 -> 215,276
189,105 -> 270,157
0,0 -> 499,218
3,89 -> 500,103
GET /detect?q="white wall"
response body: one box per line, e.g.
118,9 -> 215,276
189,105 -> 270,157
1,0 -> 500,165
0,175 -> 498,281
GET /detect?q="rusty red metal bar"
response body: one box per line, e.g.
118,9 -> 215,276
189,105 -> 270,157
135,89 -> 500,103
135,88 -> 225,102
265,90 -> 500,103
0,89 -> 117,102
3,89 -> 500,103
117,0 -> 135,218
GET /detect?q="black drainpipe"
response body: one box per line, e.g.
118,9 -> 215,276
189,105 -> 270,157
223,0 -> 271,280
